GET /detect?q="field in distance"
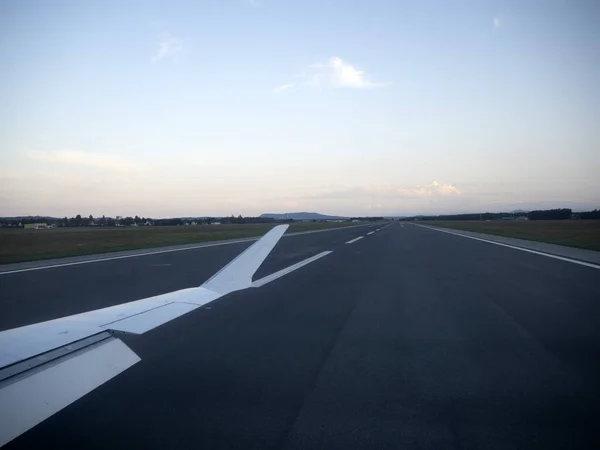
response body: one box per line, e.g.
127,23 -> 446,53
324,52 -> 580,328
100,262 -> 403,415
0,222 -> 370,265
420,220 -> 600,251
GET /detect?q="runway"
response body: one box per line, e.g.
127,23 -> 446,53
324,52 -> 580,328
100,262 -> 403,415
2,223 -> 599,449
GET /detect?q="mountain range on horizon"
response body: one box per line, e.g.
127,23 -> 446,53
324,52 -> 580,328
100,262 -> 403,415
259,212 -> 349,220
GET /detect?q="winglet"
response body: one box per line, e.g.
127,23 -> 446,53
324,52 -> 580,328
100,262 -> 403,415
201,224 -> 288,295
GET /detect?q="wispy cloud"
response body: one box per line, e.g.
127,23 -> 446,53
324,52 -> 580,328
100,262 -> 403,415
27,150 -> 150,173
493,17 -> 502,30
151,32 -> 184,63
275,56 -> 388,93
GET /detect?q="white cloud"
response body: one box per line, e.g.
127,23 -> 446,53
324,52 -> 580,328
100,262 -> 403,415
351,181 -> 461,198
273,83 -> 294,94
493,17 -> 501,30
267,181 -> 462,215
275,56 -> 387,92
327,57 -> 385,88
27,150 -> 150,173
306,181 -> 461,202
426,181 -> 461,196
152,32 -> 184,63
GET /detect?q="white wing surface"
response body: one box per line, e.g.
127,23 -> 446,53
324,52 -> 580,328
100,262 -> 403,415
0,224 -> 288,447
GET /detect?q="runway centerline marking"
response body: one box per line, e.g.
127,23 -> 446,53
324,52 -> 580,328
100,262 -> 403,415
420,225 -> 600,270
346,236 -> 364,244
251,251 -> 332,288
367,231 -> 375,235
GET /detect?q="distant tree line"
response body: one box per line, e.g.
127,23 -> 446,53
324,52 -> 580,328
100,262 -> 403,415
220,215 -> 278,224
579,209 -> 600,220
1,214 -> 297,228
58,215 -> 153,227
349,216 -> 385,222
399,212 -> 527,221
398,208 -> 600,222
527,209 -> 572,220
5,209 -> 598,229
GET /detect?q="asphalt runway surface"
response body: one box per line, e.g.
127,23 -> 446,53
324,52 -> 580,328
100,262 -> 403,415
2,223 -> 599,449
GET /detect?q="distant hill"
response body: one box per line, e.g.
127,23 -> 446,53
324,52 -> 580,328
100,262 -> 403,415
260,212 -> 348,221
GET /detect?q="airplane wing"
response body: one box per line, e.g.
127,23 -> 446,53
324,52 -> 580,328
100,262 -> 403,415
0,224 -> 288,447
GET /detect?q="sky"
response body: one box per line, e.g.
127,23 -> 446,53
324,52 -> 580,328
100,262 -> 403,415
1,0 -> 599,218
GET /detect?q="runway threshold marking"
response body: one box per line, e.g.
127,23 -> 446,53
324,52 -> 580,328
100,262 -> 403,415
346,236 -> 364,244
422,226 -> 600,270
251,251 -> 333,288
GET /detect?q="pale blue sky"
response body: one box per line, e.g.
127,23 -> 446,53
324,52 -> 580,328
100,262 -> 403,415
1,0 -> 598,217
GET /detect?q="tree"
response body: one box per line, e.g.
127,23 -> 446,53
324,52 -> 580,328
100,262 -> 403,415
527,209 -> 572,220
121,217 -> 135,226
580,209 -> 600,220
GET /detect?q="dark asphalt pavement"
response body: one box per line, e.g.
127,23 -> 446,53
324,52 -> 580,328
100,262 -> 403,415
3,223 -> 600,449
0,225 -> 371,330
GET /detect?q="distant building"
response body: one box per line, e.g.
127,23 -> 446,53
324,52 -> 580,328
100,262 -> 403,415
24,223 -> 47,230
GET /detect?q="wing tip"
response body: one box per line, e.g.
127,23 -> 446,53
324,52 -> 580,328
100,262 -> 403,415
201,224 -> 289,294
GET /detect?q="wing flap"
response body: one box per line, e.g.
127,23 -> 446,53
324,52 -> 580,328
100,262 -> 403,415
0,336 -> 140,447
101,302 -> 200,334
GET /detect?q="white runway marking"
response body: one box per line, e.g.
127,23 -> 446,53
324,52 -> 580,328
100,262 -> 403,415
0,239 -> 256,276
346,236 -> 364,244
251,251 -> 332,288
0,225 -> 369,276
367,231 -> 375,235
421,226 -> 600,270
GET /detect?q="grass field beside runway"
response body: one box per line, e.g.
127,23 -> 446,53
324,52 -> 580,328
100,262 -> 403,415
420,220 -> 600,251
0,222 -> 370,264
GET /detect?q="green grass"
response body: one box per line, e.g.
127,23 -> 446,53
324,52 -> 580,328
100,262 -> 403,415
420,220 -> 600,251
0,222 -> 368,265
